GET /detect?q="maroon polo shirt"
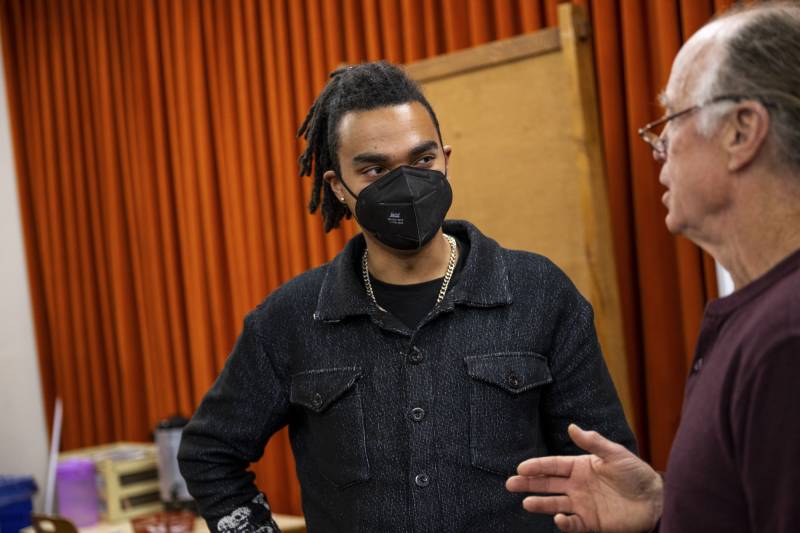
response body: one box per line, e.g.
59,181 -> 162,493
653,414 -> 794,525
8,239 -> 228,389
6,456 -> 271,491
660,248 -> 800,533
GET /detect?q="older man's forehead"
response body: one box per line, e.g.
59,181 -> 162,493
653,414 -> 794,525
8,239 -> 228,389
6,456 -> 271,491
665,36 -> 719,105
665,14 -> 751,106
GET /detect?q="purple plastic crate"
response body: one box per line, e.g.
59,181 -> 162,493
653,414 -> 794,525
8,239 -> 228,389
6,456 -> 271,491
57,459 -> 99,527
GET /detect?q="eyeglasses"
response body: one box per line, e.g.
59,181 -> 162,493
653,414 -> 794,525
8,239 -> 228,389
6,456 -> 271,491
638,95 -> 746,160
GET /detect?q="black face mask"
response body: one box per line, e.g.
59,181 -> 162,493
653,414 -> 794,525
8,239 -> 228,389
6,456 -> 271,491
339,165 -> 453,251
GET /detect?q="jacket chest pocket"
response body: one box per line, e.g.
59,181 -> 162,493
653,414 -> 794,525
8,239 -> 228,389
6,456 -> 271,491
290,367 -> 370,488
465,352 -> 553,476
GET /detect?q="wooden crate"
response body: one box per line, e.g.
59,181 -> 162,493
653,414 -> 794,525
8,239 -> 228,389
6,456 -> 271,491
60,443 -> 163,522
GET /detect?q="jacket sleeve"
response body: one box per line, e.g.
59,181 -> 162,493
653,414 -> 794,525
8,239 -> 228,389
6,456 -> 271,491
178,314 -> 289,533
540,281 -> 638,455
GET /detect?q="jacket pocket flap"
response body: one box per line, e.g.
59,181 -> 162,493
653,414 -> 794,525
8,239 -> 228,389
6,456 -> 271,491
465,353 -> 552,394
290,367 -> 362,413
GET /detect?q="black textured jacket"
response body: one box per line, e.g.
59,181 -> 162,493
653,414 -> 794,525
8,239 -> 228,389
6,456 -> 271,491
178,220 -> 636,533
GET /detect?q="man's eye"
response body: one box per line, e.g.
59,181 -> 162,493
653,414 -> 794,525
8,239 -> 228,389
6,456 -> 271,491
364,167 -> 385,177
415,155 -> 435,166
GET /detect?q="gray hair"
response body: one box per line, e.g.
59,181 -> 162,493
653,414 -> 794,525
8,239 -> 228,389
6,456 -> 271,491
694,2 -> 800,171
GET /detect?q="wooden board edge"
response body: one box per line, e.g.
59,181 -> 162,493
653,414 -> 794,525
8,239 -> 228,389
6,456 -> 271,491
405,28 -> 562,83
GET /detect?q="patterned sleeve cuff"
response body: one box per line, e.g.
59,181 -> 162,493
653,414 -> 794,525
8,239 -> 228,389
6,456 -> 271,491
211,493 -> 282,533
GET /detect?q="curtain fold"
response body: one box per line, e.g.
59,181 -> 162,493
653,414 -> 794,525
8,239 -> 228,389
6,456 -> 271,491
1,0 -> 733,515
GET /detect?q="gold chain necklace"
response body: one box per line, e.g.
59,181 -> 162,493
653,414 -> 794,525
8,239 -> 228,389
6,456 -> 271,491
362,234 -> 458,309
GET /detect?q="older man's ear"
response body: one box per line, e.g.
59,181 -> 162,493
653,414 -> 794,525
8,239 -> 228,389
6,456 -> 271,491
725,102 -> 771,173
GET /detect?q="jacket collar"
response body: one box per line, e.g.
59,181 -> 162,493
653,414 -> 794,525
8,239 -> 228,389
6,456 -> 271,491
313,220 -> 513,323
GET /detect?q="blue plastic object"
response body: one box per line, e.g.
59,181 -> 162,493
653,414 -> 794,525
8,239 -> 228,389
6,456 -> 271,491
0,476 -> 37,533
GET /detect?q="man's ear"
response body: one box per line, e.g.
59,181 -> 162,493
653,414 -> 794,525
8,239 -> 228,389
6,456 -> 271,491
726,101 -> 770,172
324,170 -> 346,202
443,144 -> 452,163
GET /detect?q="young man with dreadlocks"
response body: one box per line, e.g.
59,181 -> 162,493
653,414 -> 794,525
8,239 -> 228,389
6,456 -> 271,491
178,61 -> 635,533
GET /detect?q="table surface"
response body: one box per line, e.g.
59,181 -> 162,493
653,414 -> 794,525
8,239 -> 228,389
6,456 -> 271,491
23,514 -> 306,533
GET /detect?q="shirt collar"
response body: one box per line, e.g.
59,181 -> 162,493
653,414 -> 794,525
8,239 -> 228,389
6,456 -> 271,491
313,220 -> 513,323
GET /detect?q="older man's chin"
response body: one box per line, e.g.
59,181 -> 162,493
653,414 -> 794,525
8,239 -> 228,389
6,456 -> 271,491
663,210 -> 685,236
661,193 -> 675,228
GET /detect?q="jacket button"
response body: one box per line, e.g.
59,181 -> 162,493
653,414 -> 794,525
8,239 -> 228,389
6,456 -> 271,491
507,372 -> 521,389
693,358 -> 703,372
408,347 -> 424,364
410,407 -> 426,421
312,393 -> 323,408
414,473 -> 430,487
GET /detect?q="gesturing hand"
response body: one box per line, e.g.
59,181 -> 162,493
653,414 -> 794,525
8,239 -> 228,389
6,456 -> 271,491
506,424 -> 663,533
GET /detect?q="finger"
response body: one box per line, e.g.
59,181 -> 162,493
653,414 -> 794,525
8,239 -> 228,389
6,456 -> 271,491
517,455 -> 576,477
506,475 -> 570,494
554,513 -> 590,533
568,423 -> 627,460
522,495 -> 573,515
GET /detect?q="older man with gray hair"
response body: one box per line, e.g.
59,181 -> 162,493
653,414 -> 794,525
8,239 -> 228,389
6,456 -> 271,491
506,2 -> 800,533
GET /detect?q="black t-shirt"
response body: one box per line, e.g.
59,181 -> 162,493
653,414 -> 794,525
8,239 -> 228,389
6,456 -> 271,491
369,237 -> 467,329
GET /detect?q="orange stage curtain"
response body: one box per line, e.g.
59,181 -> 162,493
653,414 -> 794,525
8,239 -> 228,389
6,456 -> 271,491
0,0 -> 736,515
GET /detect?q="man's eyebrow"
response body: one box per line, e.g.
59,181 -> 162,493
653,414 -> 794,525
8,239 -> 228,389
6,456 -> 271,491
352,152 -> 391,166
352,140 -> 440,166
408,140 -> 439,160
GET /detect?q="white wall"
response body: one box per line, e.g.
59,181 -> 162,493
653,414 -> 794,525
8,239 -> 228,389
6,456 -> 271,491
716,261 -> 735,297
0,31 -> 49,510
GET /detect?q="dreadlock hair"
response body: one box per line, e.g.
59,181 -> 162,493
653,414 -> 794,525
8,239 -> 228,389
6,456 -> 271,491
297,61 -> 443,232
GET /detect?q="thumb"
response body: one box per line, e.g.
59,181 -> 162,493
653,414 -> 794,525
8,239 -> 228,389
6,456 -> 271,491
568,423 -> 623,460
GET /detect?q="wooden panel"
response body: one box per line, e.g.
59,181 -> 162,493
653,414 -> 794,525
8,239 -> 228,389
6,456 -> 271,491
406,4 -> 635,429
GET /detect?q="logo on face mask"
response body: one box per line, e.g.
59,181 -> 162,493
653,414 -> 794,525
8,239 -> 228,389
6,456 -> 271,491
338,165 -> 453,250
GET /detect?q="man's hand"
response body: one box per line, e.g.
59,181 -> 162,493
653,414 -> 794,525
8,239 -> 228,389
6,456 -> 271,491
506,424 -> 663,533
